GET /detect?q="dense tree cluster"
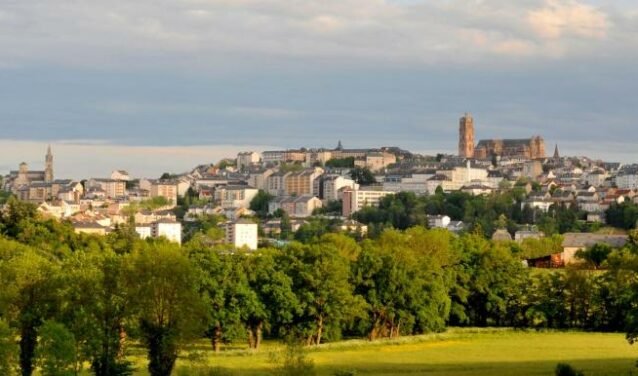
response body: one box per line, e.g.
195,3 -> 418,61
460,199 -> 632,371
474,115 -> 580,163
2,197 -> 638,376
353,190 -> 596,237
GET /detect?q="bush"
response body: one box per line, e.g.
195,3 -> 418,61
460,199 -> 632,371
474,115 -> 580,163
36,321 -> 76,376
270,343 -> 316,376
555,363 -> 584,376
0,320 -> 18,375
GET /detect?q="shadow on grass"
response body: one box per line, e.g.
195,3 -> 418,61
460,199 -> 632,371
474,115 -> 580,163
175,358 -> 638,376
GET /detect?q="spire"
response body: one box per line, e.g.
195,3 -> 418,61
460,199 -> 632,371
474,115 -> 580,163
47,144 -> 52,156
553,144 -> 560,159
336,140 -> 343,150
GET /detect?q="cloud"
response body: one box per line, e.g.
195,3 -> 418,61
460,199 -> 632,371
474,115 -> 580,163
0,0 -> 633,69
528,0 -> 608,40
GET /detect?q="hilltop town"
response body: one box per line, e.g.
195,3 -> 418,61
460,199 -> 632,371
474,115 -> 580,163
2,114 -> 637,266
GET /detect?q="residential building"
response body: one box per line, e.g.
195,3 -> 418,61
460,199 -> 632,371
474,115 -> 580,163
152,219 -> 182,244
225,219 -> 258,250
216,186 -> 259,209
285,168 -> 324,196
561,233 -> 628,264
88,179 -> 126,199
150,180 -> 178,204
237,151 -> 260,171
342,187 -> 393,217
322,175 -> 358,202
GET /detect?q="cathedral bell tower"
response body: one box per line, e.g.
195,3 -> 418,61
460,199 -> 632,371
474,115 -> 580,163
458,113 -> 475,158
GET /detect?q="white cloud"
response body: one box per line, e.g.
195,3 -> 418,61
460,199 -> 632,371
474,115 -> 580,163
0,0 -> 633,69
528,0 -> 608,39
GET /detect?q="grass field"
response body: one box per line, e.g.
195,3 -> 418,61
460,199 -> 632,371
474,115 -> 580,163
115,328 -> 638,376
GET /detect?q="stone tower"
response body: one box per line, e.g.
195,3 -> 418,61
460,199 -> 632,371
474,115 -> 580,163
553,144 -> 560,160
45,145 -> 53,183
458,113 -> 475,158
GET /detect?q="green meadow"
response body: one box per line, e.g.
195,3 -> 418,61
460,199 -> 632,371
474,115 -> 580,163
109,329 -> 638,376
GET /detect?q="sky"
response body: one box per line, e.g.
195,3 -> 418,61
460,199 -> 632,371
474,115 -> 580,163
0,0 -> 636,178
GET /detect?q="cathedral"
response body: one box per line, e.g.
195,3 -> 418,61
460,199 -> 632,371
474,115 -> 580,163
4,146 -> 54,191
458,113 -> 545,160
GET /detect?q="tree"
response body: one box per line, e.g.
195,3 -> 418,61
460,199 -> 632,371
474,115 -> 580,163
60,249 -> 133,376
0,320 -> 18,376
350,167 -> 376,185
243,249 -> 299,349
36,321 -> 76,376
0,248 -> 60,376
125,242 -> 204,376
249,191 -> 274,218
277,242 -> 358,345
576,243 -> 613,269
325,158 -> 354,168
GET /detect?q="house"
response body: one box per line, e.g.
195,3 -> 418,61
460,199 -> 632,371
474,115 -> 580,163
216,186 -> 259,209
225,219 -> 258,250
72,220 -> 108,236
427,215 -> 451,229
561,233 -> 628,264
269,195 -> 322,218
262,218 -> 307,236
460,183 -> 494,196
340,220 -> 368,235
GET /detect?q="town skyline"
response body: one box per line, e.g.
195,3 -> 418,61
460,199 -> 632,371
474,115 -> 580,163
1,0 -> 637,177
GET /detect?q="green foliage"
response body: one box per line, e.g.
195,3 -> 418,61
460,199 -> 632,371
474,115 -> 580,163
350,167 -> 376,185
250,190 -> 274,218
606,202 -> 638,230
126,242 -> 205,376
138,196 -> 171,211
517,235 -> 564,259
0,320 -> 18,376
325,157 -> 355,168
36,321 -> 76,376
0,247 -> 61,376
576,243 -> 613,269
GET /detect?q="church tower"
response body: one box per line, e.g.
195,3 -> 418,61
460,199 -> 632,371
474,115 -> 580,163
45,145 -> 53,183
458,113 -> 475,158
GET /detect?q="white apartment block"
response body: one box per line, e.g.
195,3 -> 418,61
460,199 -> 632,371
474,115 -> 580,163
152,219 -> 182,244
383,173 -> 433,195
237,152 -> 260,171
216,186 -> 259,209
322,175 -> 358,202
616,174 -> 638,189
342,187 -> 393,217
225,219 -> 258,250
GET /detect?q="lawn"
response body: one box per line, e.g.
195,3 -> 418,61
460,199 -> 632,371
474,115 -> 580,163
115,328 -> 638,375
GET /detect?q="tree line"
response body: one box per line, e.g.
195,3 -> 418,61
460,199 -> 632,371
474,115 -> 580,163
1,197 -> 638,376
